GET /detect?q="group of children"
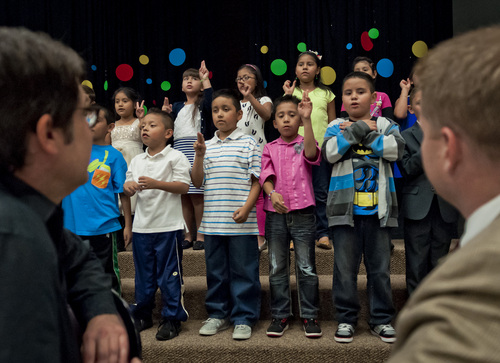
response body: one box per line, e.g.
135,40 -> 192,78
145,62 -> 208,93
62,51 -> 457,344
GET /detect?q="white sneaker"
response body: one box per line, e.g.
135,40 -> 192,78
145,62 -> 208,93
199,318 -> 230,336
370,324 -> 396,343
232,324 -> 252,340
334,323 -> 355,343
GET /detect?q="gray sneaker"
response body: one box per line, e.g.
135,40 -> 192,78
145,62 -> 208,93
199,318 -> 230,336
232,324 -> 252,340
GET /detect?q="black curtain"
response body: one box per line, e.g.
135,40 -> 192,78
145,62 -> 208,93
1,0 -> 452,114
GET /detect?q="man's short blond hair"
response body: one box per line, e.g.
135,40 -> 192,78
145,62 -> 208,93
415,25 -> 500,160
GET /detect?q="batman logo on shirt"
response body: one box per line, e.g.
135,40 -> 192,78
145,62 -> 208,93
352,143 -> 373,155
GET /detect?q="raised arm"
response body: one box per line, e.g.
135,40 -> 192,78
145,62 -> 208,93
191,132 -> 206,188
298,90 -> 319,160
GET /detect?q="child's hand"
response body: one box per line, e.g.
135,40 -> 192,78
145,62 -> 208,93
239,83 -> 252,98
124,181 -> 140,196
298,90 -> 313,120
270,192 -> 289,214
123,226 -> 132,248
233,206 -> 250,223
339,121 -> 354,130
193,132 -> 206,157
283,80 -> 296,95
400,78 -> 412,93
361,119 -> 377,131
162,97 -> 172,113
138,176 -> 157,190
135,100 -> 145,119
199,60 -> 209,80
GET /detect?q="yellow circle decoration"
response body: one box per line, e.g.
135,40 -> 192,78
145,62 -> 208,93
321,66 -> 336,85
81,80 -> 93,89
139,54 -> 150,65
261,45 -> 269,54
412,41 -> 428,58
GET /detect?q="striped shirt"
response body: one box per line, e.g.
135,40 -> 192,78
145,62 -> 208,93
199,128 -> 261,235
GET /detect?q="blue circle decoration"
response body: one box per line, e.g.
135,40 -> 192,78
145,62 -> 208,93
376,58 -> 394,78
146,78 -> 152,84
91,65 -> 97,71
169,48 -> 186,66
346,43 -> 353,50
264,80 -> 268,88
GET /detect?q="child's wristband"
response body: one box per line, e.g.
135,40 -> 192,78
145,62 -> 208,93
268,190 -> 276,200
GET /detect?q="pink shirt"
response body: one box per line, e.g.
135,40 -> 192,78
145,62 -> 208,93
260,135 -> 321,212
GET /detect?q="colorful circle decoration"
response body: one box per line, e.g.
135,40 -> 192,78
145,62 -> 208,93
376,58 -> 394,78
270,59 -> 287,76
346,43 -> 353,50
116,64 -> 133,81
264,80 -> 268,88
146,78 -> 152,84
297,42 -> 307,52
169,48 -> 186,66
161,81 -> 171,91
261,45 -> 269,54
81,80 -> 93,89
104,80 -> 108,91
143,105 -> 148,115
139,55 -> 150,65
361,31 -> 373,51
209,71 -> 213,79
412,41 -> 428,58
368,28 -> 379,39
91,65 -> 97,71
320,67 -> 336,85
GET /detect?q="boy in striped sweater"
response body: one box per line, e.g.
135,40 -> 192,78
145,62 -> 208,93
192,89 -> 262,340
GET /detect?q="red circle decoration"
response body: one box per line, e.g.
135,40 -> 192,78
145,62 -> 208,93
209,71 -> 213,79
116,64 -> 134,82
361,31 -> 373,52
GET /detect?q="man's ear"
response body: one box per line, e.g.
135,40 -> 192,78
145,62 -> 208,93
164,128 -> 174,140
237,109 -> 243,121
408,105 -> 415,115
371,91 -> 377,104
441,126 -> 461,175
273,119 -> 278,129
108,123 -> 115,132
35,114 -> 61,155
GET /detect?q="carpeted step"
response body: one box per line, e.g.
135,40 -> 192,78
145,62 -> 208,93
138,319 -> 393,363
118,239 -> 406,279
121,274 -> 407,323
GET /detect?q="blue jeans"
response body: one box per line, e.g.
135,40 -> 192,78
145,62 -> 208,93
132,230 -> 188,321
204,234 -> 261,326
265,207 -> 319,319
313,158 -> 332,240
331,215 -> 395,326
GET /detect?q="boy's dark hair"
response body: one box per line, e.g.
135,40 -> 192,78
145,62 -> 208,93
352,56 -> 375,73
92,105 -> 114,125
112,87 -> 140,119
146,107 -> 174,130
212,89 -> 241,111
342,71 -> 376,93
237,64 -> 267,99
273,94 -> 300,113
0,27 -> 85,171
82,85 -> 96,103
409,86 -> 421,108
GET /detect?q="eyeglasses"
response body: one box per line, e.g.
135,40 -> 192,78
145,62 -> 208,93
85,110 -> 98,128
235,75 -> 255,82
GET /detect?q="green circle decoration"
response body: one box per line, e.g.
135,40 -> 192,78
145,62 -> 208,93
297,42 -> 307,52
104,80 -> 108,91
368,28 -> 379,39
161,81 -> 171,91
270,59 -> 287,76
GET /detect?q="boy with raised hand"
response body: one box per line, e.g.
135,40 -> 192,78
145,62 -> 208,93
192,89 -> 262,340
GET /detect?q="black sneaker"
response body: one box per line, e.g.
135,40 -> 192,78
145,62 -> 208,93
370,324 -> 396,343
156,318 -> 181,341
193,240 -> 205,250
303,318 -> 322,338
181,240 -> 193,249
134,317 -> 153,332
266,317 -> 290,337
334,323 -> 355,343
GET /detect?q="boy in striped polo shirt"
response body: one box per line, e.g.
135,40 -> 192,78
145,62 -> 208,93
192,89 -> 262,340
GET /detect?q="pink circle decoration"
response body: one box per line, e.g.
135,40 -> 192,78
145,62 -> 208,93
361,31 -> 373,52
116,64 -> 134,81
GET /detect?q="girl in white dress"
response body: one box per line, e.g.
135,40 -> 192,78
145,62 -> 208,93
235,64 -> 272,250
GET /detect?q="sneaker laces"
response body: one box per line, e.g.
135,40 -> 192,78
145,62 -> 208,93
377,324 -> 394,333
337,323 -> 353,332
